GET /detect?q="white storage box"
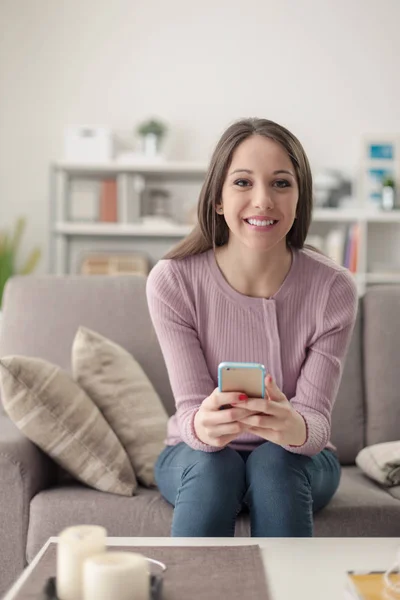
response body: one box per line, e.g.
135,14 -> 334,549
64,126 -> 113,162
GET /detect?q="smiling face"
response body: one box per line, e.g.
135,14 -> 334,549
218,135 -> 299,254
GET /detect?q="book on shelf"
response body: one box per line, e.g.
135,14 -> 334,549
345,569 -> 400,599
307,224 -> 360,272
99,179 -> 118,222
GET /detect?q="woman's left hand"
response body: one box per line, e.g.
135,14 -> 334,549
237,375 -> 307,447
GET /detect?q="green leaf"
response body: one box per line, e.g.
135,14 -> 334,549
19,247 -> 41,275
0,250 -> 14,308
11,217 -> 26,254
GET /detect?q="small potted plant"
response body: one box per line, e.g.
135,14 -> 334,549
136,118 -> 167,158
0,217 -> 41,325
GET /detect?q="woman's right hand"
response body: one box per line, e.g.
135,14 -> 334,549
193,388 -> 257,448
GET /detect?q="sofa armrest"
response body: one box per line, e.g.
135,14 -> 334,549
0,412 -> 57,595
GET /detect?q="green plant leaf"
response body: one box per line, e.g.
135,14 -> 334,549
137,119 -> 167,137
11,217 -> 26,254
19,247 -> 41,275
0,249 -> 14,308
0,232 -> 10,255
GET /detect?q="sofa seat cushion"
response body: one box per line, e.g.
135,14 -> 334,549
314,466 -> 400,536
27,467 -> 400,562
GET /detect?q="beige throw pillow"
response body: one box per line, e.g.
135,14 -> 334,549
0,356 -> 137,496
72,327 -> 168,487
356,441 -> 400,487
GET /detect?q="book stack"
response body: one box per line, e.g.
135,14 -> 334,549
307,224 -> 360,273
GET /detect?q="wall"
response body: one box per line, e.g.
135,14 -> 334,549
1,0 -> 400,273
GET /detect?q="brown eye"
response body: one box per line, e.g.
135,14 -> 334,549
234,179 -> 251,187
274,180 -> 291,188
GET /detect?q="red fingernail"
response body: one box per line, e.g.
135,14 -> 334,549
239,394 -> 248,401
268,375 -> 273,383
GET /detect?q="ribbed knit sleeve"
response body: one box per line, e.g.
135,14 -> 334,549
146,259 -> 219,452
285,269 -> 358,456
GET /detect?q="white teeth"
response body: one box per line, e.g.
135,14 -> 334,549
246,219 -> 275,226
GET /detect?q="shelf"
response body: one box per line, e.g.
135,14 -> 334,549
54,160 -> 207,179
54,221 -> 194,237
53,209 -> 400,239
312,208 -> 400,223
49,158 -> 400,284
364,211 -> 400,223
312,208 -> 362,222
365,273 -> 400,284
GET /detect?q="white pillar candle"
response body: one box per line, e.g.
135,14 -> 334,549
57,525 -> 107,600
83,552 -> 150,600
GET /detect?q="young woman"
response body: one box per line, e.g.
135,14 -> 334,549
146,118 -> 358,537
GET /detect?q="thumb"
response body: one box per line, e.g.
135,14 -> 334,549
265,374 -> 283,401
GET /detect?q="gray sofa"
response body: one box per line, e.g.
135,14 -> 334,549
0,274 -> 400,594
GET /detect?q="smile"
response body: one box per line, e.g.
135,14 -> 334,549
244,218 -> 278,228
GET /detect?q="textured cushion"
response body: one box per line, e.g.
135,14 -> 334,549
72,327 -> 168,487
363,286 -> 400,445
356,441 -> 400,486
0,356 -> 136,496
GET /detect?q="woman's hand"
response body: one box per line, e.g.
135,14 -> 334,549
238,375 -> 307,447
194,389 -> 259,448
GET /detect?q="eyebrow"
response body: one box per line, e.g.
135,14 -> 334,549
229,168 -> 295,177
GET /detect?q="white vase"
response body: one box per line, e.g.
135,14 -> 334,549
141,133 -> 161,158
382,186 -> 395,210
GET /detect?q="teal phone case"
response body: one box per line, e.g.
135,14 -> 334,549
218,361 -> 266,398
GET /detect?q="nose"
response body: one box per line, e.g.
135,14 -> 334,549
253,183 -> 274,211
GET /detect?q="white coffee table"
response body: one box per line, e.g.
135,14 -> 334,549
4,537 -> 400,600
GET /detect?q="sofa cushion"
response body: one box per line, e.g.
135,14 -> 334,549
26,466 -> 400,561
363,286 -> 400,445
313,466 -> 400,536
0,355 -> 136,496
0,275 -> 175,416
330,305 -> 365,464
72,326 -> 168,487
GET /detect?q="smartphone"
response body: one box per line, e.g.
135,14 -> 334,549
218,362 -> 266,399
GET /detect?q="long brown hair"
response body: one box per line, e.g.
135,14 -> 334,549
165,117 -> 314,260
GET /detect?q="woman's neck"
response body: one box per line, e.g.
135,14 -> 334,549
214,240 -> 293,299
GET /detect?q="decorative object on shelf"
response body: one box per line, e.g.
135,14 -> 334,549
362,135 -> 399,209
99,179 -> 118,222
146,188 -> 173,220
0,217 -> 41,309
136,118 -> 167,158
80,253 -> 149,276
381,175 -> 397,211
64,126 -> 113,162
366,166 -> 395,208
313,170 -> 352,208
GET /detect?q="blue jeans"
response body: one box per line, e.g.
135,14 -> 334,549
155,442 -> 341,537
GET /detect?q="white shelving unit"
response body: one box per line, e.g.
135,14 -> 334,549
49,161 -> 400,294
